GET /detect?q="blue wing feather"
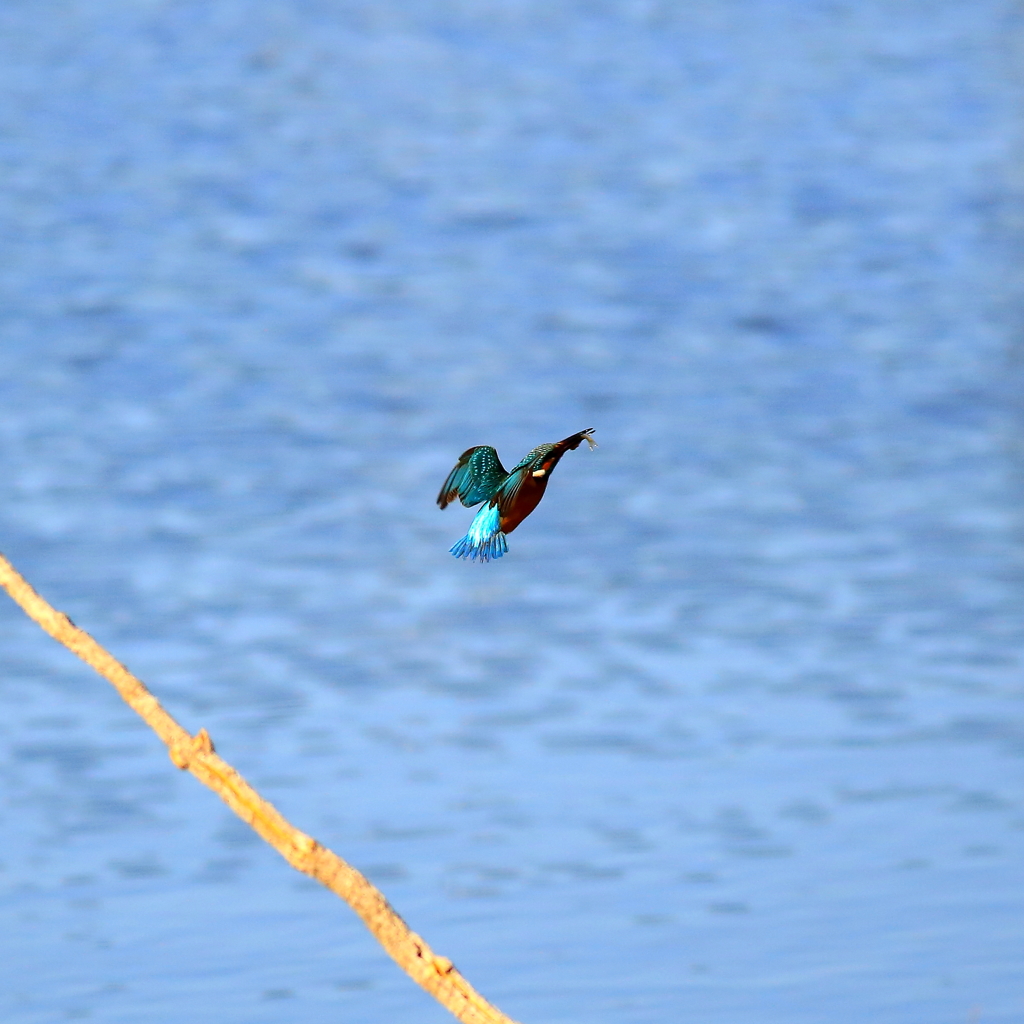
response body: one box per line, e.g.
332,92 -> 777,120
437,446 -> 508,508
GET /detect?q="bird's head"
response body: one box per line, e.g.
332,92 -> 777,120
564,427 -> 597,452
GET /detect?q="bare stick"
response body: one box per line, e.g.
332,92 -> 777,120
0,550 -> 521,1024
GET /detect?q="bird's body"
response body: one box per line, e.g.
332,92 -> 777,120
438,428 -> 596,561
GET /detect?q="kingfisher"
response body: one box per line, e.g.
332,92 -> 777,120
438,428 -> 597,561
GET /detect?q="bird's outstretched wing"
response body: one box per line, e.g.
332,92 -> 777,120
437,446 -> 508,508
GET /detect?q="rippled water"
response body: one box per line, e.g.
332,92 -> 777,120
2,2 -> 1023,1022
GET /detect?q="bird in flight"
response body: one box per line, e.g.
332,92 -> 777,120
437,428 -> 597,561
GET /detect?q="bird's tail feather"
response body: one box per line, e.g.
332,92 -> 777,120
450,504 -> 508,562
449,532 -> 508,561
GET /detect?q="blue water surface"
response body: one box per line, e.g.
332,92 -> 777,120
2,2 -> 1024,1022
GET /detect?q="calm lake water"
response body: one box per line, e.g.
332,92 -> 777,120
2,2 -> 1023,1022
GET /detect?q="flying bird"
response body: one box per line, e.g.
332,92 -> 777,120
437,428 -> 597,561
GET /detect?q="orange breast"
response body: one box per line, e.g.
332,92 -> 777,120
499,475 -> 549,534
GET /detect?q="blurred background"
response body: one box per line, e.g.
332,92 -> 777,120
2,2 -> 1023,1022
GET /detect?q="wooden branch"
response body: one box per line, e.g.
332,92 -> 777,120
0,550 -> 520,1024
